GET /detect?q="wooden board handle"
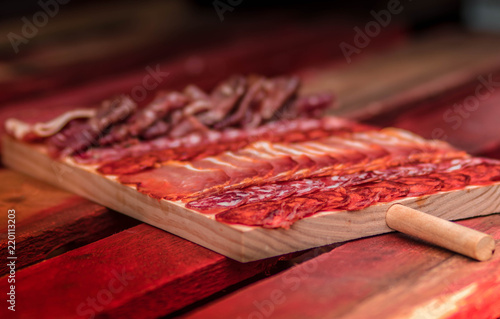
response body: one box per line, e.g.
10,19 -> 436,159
386,204 -> 495,261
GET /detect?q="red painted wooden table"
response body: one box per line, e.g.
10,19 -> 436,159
1,24 -> 500,319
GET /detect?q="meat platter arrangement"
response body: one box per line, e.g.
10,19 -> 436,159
3,75 -> 500,262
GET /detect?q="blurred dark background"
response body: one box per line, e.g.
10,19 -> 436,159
0,0 -> 499,121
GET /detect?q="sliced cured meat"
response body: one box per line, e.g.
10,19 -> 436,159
244,184 -> 297,204
350,130 -> 428,159
321,136 -> 389,162
237,144 -> 299,182
373,163 -> 437,179
428,173 -> 470,192
456,163 -> 500,185
74,116 -> 367,164
382,127 -> 457,152
305,140 -> 369,164
363,181 -> 409,202
5,109 -> 96,142
156,146 -> 203,162
309,187 -> 349,211
187,183 -> 296,213
197,75 -> 247,125
261,76 -> 300,120
191,157 -> 258,185
218,152 -> 274,178
47,96 -> 136,156
140,120 -> 170,140
214,77 -> 265,129
342,187 -> 380,211
276,143 -> 339,174
397,176 -> 443,197
185,149 -> 298,200
186,178 -> 325,213
251,141 -> 316,179
285,179 -> 326,196
119,162 -> 230,200
131,92 -> 188,135
215,197 -> 326,229
98,154 -> 158,175
185,190 -> 250,214
277,197 -> 326,225
215,201 -> 281,228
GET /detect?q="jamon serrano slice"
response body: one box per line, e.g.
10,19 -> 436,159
236,145 -> 299,183
190,157 -> 258,185
250,141 -> 317,179
275,143 -> 340,174
217,152 -> 274,178
350,129 -> 461,162
119,162 -> 230,200
185,146 -> 299,200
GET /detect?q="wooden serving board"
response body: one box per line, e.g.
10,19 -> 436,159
3,136 -> 500,262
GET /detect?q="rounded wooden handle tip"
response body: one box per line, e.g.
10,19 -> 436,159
386,204 -> 495,261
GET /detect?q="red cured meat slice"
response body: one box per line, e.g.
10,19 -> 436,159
349,131 -> 428,160
245,184 -> 297,204
305,140 -> 370,164
342,188 -> 380,211
155,146 -> 203,162
457,163 -> 500,185
186,178 -> 326,213
237,145 -> 299,182
277,143 -> 339,174
119,162 -> 230,200
278,131 -> 310,143
321,136 -> 389,162
373,163 -> 437,179
191,157 -> 258,185
319,116 -> 375,132
309,187 -> 349,211
278,197 -> 327,224
305,129 -> 334,140
396,176 -> 443,197
185,147 -> 299,200
185,190 -> 250,214
215,197 -> 326,229
363,181 -> 409,202
286,179 -> 326,196
98,154 -> 158,175
218,152 -> 274,178
215,202 -> 281,228
253,142 -> 317,179
74,116 -> 367,165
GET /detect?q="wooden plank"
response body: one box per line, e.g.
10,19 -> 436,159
367,71 -> 500,156
0,168 -> 139,276
4,136 -> 500,262
182,214 -> 500,319
0,223 -> 280,319
301,32 -> 500,120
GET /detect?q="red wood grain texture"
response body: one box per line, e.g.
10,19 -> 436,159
366,70 -> 500,157
0,169 -> 139,276
182,214 -> 500,319
0,223 -> 281,319
0,18 -> 404,105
